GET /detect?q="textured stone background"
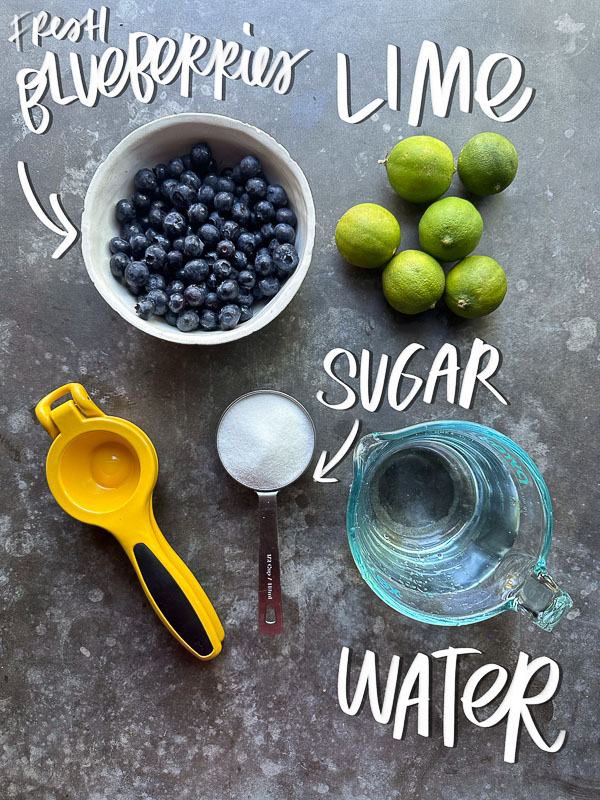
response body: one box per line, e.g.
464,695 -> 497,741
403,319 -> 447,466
1,1 -> 598,798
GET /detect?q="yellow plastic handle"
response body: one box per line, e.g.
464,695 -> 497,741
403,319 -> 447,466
36,383 -> 103,439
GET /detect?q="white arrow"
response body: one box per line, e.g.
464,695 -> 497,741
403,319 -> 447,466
17,160 -> 79,259
313,419 -> 360,483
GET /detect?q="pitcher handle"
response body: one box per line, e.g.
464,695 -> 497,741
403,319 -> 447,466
513,570 -> 573,631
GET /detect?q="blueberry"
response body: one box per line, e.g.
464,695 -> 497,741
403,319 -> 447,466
147,288 -> 169,315
231,164 -> 242,185
233,250 -> 248,270
168,292 -> 185,313
144,244 -> 167,271
199,224 -> 220,247
253,230 -> 264,248
231,202 -> 250,226
116,199 -> 136,223
165,310 -> 179,327
216,240 -> 235,260
180,170 -> 202,191
184,283 -> 208,307
191,143 -> 212,172
148,205 -> 166,229
130,233 -> 150,259
149,232 -> 171,252
216,177 -> 236,193
253,282 -> 264,300
248,212 -> 259,231
238,269 -> 256,290
182,154 -> 193,171
134,168 -> 157,193
254,200 -> 275,223
259,276 -> 280,297
166,280 -> 185,295
125,260 -> 149,287
206,158 -> 219,174
122,221 -> 143,239
266,184 -> 288,208
203,173 -> 219,189
151,199 -> 167,211
219,304 -> 242,330
214,191 -> 234,213
145,273 -> 166,291
138,216 -> 150,230
172,238 -> 185,253
183,234 -> 204,258
199,309 -> 219,330
273,243 -> 299,273
236,232 -> 256,256
239,192 -> 251,206
109,236 -> 131,255
260,223 -> 276,241
254,249 -> 274,277
238,290 -> 254,307
182,259 -> 209,283
132,191 -> 152,211
163,211 -> 187,238
126,283 -> 145,297
154,163 -> 168,182
206,273 -> 219,290
188,203 -> 209,228
204,293 -> 220,311
171,183 -> 196,210
212,259 -> 232,281
276,207 -> 297,227
268,238 -> 280,254
246,177 -> 267,200
274,223 -> 296,244
168,157 -> 185,178
209,211 -> 226,230
198,185 -> 216,206
221,220 -> 241,242
110,252 -> 129,279
233,185 -> 245,197
217,279 -> 239,302
239,305 -> 253,323
177,309 -> 200,332
229,267 -> 240,282
135,296 -> 155,320
220,167 -> 234,179
166,249 -> 184,271
160,177 -> 179,200
204,251 -> 217,264
239,155 -> 262,179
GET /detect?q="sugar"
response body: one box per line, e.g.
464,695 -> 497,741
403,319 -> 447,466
217,392 -> 315,491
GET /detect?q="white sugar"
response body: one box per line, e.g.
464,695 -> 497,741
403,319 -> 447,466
217,392 -> 315,491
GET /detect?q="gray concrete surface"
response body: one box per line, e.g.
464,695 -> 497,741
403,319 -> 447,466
1,1 -> 599,797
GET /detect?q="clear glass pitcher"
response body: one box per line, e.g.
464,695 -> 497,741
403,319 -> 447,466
347,420 -> 572,631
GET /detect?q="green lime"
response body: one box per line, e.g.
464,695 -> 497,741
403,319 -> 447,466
335,203 -> 401,268
444,255 -> 507,318
457,132 -> 518,196
418,197 -> 483,262
385,136 -> 455,204
382,250 -> 445,314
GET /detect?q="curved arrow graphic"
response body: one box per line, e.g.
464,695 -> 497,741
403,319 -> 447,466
313,419 -> 360,483
17,160 -> 79,259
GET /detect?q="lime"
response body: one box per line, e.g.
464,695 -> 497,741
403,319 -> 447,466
444,255 -> 507,318
382,250 -> 445,314
457,133 -> 518,196
335,203 -> 401,268
418,197 -> 483,262
385,136 -> 455,204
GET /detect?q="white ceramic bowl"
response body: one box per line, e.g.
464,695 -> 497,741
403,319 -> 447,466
81,113 -> 315,344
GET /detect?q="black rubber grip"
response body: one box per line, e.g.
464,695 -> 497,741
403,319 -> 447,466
133,543 -> 213,657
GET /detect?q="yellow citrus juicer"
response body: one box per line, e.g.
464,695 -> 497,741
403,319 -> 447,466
35,383 -> 224,661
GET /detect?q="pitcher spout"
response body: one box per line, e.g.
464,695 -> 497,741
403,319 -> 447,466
513,570 -> 573,631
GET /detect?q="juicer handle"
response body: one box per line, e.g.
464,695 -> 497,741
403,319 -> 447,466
128,527 -> 224,661
257,492 -> 283,635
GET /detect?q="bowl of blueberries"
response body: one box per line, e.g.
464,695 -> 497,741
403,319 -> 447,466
81,113 -> 315,343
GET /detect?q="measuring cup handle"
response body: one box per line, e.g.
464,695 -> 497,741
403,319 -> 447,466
127,522 -> 224,661
257,492 -> 284,635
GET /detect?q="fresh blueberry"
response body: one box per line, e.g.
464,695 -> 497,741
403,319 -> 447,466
239,305 -> 253,323
239,192 -> 251,206
166,250 -> 184,271
253,230 -> 264,248
229,267 -> 240,282
165,309 -> 179,327
206,273 -> 219,290
254,200 -> 275,223
148,205 -> 166,228
203,173 -> 219,189
231,163 -> 242,185
233,185 -> 245,197
231,202 -> 250,226
252,282 -> 264,299
266,184 -> 288,208
109,236 -> 131,255
160,177 -> 179,200
238,269 -> 256,290
216,240 -> 235,260
146,274 -> 166,291
217,280 -> 239,302
236,232 -> 256,256
126,283 -> 145,297
168,157 -> 185,178
110,252 -> 129,279
163,211 -> 187,238
172,237 -> 185,253
216,177 -> 236,193
276,207 -> 297,227
177,309 -> 200,332
191,143 -> 212,172
248,212 -> 260,231
197,184 -> 215,206
260,223 -> 276,241
221,220 -> 241,242
134,168 -> 157,193
214,191 -> 234,213
204,251 -> 217,264
184,283 -> 208,307
268,238 -> 280,254
130,234 -> 150,259
182,154 -> 193,171
219,304 -> 242,330
147,288 -> 169,315
144,244 -> 167,271
149,232 -> 171,252
116,199 -> 136,223
254,248 -> 274,277
166,280 -> 185,295
206,158 -> 219,174
233,250 -> 248,270
135,296 -> 155,320
199,309 -> 219,330
150,199 -> 167,211
204,293 -> 220,311
259,276 -> 280,297
122,221 -> 143,239
212,259 -> 232,281
274,223 -> 296,244
132,191 -> 152,211
220,167 -> 234,179
183,234 -> 204,258
182,259 -> 209,283
154,163 -> 168,182
138,216 -> 151,230
199,224 -> 220,247
168,292 -> 185,313
171,183 -> 196,210
237,290 -> 254,307
188,203 -> 209,228
180,170 -> 202,191
245,177 -> 267,200
125,260 -> 149,287
239,155 -> 262,179
273,243 -> 299,273
209,211 -> 226,230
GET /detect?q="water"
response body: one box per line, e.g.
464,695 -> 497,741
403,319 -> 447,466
366,434 -> 520,594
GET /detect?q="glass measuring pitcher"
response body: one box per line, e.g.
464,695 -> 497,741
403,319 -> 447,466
347,420 -> 572,631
